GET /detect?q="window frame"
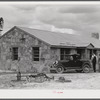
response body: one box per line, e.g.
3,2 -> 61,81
32,47 -> 40,61
60,48 -> 70,60
12,47 -> 18,61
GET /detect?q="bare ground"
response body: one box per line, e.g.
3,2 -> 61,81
0,71 -> 100,89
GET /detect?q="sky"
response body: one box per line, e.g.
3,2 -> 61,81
0,2 -> 100,38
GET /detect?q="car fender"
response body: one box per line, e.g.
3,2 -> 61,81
82,62 -> 91,68
56,62 -> 65,69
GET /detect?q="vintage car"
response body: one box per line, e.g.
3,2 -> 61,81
50,54 -> 92,73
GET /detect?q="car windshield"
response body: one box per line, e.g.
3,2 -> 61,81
64,54 -> 80,60
65,55 -> 71,60
73,55 -> 80,60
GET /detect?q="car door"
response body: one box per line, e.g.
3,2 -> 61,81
61,56 -> 75,68
60,55 -> 70,67
61,60 -> 70,67
74,58 -> 82,68
70,55 -> 81,68
67,56 -> 75,68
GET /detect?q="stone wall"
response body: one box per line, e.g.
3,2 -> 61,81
50,48 -> 60,61
0,27 -> 51,72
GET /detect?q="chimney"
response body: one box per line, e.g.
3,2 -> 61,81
0,17 -> 4,36
91,33 -> 99,39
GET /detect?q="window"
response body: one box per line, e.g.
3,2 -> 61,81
32,47 -> 39,61
12,47 -> 18,60
60,48 -> 70,60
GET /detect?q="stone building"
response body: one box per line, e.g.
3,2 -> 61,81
0,26 -> 100,72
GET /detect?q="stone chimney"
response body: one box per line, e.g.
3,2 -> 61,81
0,17 -> 4,36
91,33 -> 99,39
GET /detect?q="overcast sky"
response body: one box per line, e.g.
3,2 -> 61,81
0,2 -> 100,37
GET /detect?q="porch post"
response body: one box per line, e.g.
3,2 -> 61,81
84,48 -> 88,59
92,49 -> 93,54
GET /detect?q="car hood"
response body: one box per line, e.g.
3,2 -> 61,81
58,60 -> 69,63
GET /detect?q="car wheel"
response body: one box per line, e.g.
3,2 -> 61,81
76,70 -> 83,73
82,64 -> 90,73
56,66 -> 64,74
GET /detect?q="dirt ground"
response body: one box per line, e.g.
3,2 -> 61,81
0,70 -> 100,89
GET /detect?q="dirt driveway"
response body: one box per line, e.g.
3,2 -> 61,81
0,71 -> 100,89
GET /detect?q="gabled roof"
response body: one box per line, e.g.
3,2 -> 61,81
1,26 -> 100,49
17,26 -> 77,47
